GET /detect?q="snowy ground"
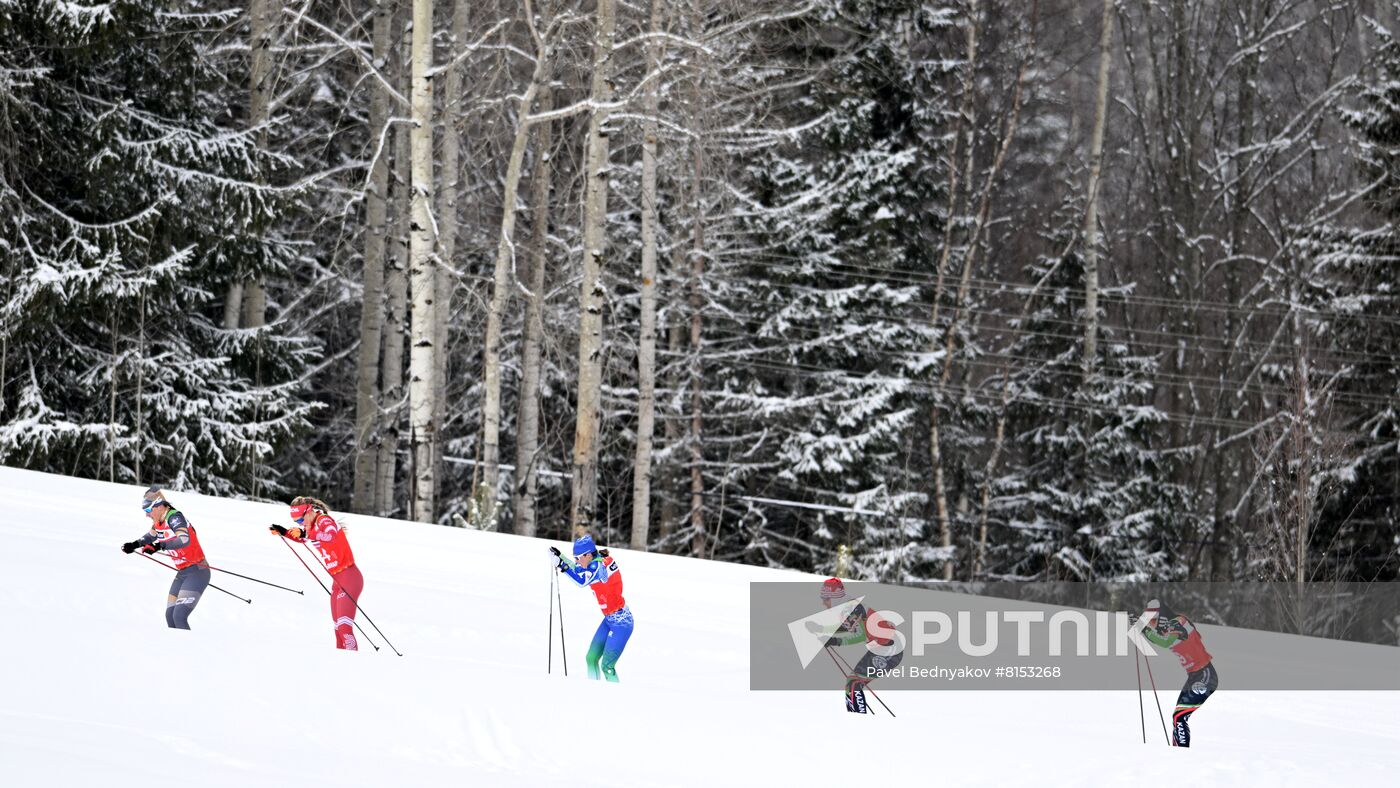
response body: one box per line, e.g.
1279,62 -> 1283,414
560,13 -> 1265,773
1,465 -> 1397,787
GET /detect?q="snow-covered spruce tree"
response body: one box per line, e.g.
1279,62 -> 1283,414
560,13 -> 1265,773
0,1 -> 317,496
1295,21 -> 1400,582
989,218 -> 1189,582
698,0 -> 957,578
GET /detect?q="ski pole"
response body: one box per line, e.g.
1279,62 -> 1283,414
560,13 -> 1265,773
556,567 -> 568,676
822,645 -> 864,714
825,645 -> 896,717
1135,650 -> 1147,743
548,564 -> 556,674
136,552 -> 251,604
296,540 -> 403,657
206,564 -> 304,595
1143,655 -> 1171,745
275,535 -> 381,652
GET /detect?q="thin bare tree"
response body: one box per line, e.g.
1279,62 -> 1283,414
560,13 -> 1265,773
353,0 -> 397,513
512,80 -> 555,539
1081,0 -> 1114,377
483,2 -> 559,513
377,5 -> 412,517
569,0 -> 618,533
630,0 -> 666,551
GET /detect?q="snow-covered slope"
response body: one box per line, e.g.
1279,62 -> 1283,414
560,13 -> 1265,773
1,466 -> 1397,787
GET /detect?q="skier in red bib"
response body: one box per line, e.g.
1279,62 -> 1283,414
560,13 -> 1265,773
121,486 -> 210,630
1141,598 -> 1219,747
270,496 -> 363,650
551,535 -> 633,681
812,578 -> 901,713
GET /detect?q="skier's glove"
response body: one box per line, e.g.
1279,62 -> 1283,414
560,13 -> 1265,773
269,524 -> 289,537
141,543 -> 159,554
549,546 -> 562,558
121,541 -> 141,554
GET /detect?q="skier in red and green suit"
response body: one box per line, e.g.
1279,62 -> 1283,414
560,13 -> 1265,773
1141,598 -> 1219,747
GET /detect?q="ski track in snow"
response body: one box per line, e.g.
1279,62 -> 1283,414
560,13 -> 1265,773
0,466 -> 1396,787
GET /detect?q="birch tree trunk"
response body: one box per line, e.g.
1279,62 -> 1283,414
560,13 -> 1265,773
483,54 -> 552,507
512,83 -> 554,539
407,0 -> 438,522
377,7 -> 411,517
688,149 -> 706,559
660,320 -> 684,541
432,0 -> 468,493
685,0 -> 708,559
1081,0 -> 1113,377
630,0 -> 665,552
222,283 -> 243,329
353,0 -> 395,513
570,0 -> 617,534
225,0 -> 276,329
239,0 -> 276,330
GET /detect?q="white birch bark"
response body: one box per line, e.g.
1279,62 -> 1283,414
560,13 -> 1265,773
239,0 -> 277,330
432,0 -> 468,492
377,7 -> 411,517
407,0 -> 438,521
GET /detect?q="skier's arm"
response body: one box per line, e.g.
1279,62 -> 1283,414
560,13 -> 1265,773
825,630 -> 865,647
823,606 -> 870,647
122,532 -> 161,553
560,559 -> 598,587
152,512 -> 193,550
300,516 -> 339,543
1141,615 -> 1181,648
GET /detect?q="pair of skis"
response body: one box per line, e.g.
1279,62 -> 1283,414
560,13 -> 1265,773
823,645 -> 894,717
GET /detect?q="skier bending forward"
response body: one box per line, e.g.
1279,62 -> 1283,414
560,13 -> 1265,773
121,486 -> 211,630
270,496 -> 364,651
813,577 -> 902,713
552,535 -> 633,681
1141,598 -> 1218,747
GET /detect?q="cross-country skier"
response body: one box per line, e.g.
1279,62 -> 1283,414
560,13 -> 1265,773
1141,598 -> 1218,747
270,496 -> 363,651
121,486 -> 210,630
550,535 -> 633,681
811,577 -> 901,713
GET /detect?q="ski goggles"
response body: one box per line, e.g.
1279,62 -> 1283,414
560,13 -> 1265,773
141,497 -> 164,513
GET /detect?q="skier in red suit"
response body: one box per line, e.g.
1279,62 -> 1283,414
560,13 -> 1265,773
122,485 -> 210,630
271,496 -> 363,650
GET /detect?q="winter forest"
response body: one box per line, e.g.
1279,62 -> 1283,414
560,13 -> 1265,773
2,0 -> 1397,584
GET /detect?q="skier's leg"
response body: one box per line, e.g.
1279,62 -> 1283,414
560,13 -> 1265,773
597,607 -> 634,682
1172,663 -> 1219,747
330,565 -> 364,651
585,619 -> 609,680
169,565 -> 210,630
852,646 -> 903,685
165,575 -> 182,627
